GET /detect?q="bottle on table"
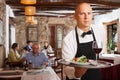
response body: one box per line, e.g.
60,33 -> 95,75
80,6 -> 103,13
24,59 -> 28,71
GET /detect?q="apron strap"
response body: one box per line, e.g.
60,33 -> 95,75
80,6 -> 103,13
75,27 -> 79,48
91,28 -> 96,41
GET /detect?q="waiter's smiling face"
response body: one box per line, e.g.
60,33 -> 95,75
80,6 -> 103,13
74,3 -> 93,29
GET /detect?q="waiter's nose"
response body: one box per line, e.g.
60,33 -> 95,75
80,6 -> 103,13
84,13 -> 88,19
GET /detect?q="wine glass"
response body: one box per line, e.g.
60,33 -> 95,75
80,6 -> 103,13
92,41 -> 102,62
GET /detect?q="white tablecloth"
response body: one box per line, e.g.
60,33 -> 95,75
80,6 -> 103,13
99,54 -> 120,64
21,67 -> 60,80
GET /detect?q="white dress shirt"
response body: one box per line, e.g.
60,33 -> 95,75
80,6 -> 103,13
42,45 -> 54,57
62,24 -> 107,79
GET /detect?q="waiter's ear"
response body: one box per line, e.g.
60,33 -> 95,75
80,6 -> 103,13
74,12 -> 79,21
74,13 -> 77,20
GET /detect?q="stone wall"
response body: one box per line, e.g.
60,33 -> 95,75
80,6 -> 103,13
0,0 -> 6,67
15,16 -> 76,49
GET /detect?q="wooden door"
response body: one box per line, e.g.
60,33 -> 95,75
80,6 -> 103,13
49,25 -> 56,50
49,24 -> 64,58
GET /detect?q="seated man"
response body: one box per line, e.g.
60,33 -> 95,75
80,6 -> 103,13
25,43 -> 60,80
25,42 -> 51,68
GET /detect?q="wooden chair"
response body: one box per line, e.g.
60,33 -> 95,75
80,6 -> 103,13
52,58 -> 63,80
4,58 -> 23,69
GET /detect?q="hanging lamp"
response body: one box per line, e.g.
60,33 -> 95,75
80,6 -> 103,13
25,6 -> 36,15
32,19 -> 37,24
26,16 -> 34,23
21,0 -> 36,4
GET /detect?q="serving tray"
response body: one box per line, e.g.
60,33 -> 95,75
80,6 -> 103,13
58,59 -> 114,69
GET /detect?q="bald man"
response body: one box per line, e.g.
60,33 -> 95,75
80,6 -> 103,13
62,2 -> 106,80
25,43 -> 50,68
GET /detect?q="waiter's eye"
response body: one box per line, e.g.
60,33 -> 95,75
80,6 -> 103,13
88,12 -> 92,15
80,12 -> 84,15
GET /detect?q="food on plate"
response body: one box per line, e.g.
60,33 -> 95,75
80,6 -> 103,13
72,55 -> 88,63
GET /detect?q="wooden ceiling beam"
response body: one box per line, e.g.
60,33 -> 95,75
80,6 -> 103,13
5,0 -> 120,16
6,0 -> 120,7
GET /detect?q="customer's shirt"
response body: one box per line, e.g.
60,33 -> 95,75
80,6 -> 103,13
26,45 -> 32,52
42,45 -> 54,57
46,45 -> 54,53
8,49 -> 22,62
26,51 -> 51,68
62,24 -> 107,61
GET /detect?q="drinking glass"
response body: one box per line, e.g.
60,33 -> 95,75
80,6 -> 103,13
92,41 -> 102,62
28,60 -> 32,69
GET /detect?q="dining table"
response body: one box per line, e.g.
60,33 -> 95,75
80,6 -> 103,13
0,67 -> 60,80
99,53 -> 120,80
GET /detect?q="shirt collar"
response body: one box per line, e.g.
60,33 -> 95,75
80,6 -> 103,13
76,26 -> 92,37
32,51 -> 41,56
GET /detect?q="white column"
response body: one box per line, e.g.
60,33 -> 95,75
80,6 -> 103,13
5,5 -> 15,58
10,25 -> 16,45
5,5 -> 10,58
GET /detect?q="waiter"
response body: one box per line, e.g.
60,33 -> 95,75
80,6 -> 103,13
62,2 -> 106,80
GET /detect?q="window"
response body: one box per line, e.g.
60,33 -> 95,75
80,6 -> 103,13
57,26 -> 62,48
103,19 -> 119,52
107,23 -> 117,51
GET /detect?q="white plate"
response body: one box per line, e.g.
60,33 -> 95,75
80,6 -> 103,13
71,61 -> 90,66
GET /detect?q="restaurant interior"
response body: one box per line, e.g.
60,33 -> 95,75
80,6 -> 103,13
0,0 -> 120,80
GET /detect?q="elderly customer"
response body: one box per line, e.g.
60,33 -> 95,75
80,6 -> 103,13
25,42 -> 51,68
24,43 -> 60,80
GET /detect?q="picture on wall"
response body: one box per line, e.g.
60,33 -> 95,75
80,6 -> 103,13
27,27 -> 38,42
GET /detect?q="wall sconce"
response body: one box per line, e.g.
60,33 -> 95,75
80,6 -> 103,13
25,6 -> 36,15
21,0 -> 36,4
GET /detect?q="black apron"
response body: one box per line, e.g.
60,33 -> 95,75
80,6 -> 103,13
75,27 -> 102,80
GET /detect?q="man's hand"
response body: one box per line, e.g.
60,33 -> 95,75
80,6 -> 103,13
43,62 -> 48,66
74,67 -> 88,78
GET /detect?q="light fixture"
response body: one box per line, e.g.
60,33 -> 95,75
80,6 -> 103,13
25,6 -> 36,15
32,19 -> 38,24
26,16 -> 34,23
21,0 -> 36,4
